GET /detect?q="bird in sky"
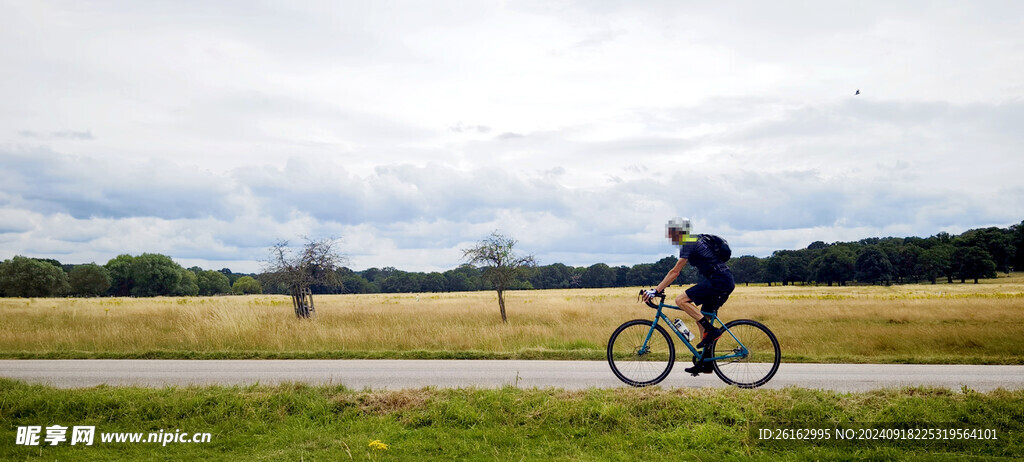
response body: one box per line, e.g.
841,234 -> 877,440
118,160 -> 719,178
855,89 -> 860,95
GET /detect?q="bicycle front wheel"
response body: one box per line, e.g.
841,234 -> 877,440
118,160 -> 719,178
607,319 -> 675,387
709,319 -> 780,388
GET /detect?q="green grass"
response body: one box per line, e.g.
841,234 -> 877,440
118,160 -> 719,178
1,379 -> 1021,460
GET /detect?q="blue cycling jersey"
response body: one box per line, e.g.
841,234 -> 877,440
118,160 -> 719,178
679,234 -> 730,279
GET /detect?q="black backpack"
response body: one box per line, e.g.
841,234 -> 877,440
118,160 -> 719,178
701,234 -> 732,262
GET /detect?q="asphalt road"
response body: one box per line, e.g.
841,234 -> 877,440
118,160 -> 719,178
2,360 -> 1023,391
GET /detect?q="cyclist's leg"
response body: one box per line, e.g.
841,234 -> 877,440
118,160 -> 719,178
679,281 -> 717,337
699,295 -> 726,334
693,290 -> 732,348
683,292 -> 722,375
698,272 -> 735,330
674,291 -> 704,333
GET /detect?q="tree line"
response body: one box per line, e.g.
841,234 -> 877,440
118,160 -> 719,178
0,253 -> 262,298
2,221 -> 1022,298
310,222 -> 1024,293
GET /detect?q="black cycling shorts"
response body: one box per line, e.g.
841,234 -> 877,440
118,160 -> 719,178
685,271 -> 735,313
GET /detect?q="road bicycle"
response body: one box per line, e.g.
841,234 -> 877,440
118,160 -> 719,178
607,291 -> 780,388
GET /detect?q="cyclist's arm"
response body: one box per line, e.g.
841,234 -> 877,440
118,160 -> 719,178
655,258 -> 687,293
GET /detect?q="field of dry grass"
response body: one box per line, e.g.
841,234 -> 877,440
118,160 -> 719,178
2,274 -> 1023,363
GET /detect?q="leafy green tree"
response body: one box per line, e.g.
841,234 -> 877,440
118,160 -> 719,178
105,254 -> 136,296
763,250 -> 811,286
855,247 -> 895,285
615,265 -> 630,287
378,267 -> 398,281
811,247 -> 855,286
338,274 -> 370,294
783,250 -> 813,285
381,271 -> 421,293
443,270 -> 472,292
953,246 -> 997,284
422,272 -> 446,293
625,263 -> 657,287
509,278 -> 534,290
919,245 -> 954,284
68,264 -> 111,297
807,241 -> 829,250
219,268 -> 244,286
33,258 -> 64,271
175,268 -> 199,296
307,267 -> 347,294
581,263 -> 616,288
959,227 -> 1014,273
462,231 -> 536,323
730,256 -> 763,286
569,267 -> 584,288
877,238 -> 904,266
445,264 -> 486,291
361,268 -> 383,284
858,237 -> 881,246
232,276 -> 263,294
764,255 -> 786,286
1010,220 -> 1024,271
894,244 -> 924,283
905,236 -> 931,250
0,255 -> 70,297
130,253 -> 184,297
102,253 -> 187,297
197,270 -> 232,295
256,273 -> 289,295
530,263 -> 574,289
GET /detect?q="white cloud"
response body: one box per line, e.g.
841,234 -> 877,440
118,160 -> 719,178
1,1 -> 1022,272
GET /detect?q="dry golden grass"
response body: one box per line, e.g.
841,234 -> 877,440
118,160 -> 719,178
2,274 -> 1023,363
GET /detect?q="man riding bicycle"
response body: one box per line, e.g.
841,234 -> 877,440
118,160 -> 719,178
642,217 -> 735,375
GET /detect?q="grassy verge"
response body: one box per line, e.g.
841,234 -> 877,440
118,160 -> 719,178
1,379 -> 1021,460
1,275 -> 1023,363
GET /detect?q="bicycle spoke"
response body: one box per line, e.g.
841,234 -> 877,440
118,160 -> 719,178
607,320 -> 674,387
711,320 -> 780,388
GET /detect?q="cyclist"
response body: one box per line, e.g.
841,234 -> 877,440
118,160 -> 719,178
642,217 -> 735,375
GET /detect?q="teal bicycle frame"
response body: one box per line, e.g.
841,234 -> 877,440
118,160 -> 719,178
642,298 -> 748,363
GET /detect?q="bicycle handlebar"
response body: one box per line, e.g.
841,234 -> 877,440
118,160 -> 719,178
637,289 -> 665,309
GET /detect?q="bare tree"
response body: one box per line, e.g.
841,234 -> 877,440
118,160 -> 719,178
462,231 -> 536,323
263,238 -> 346,318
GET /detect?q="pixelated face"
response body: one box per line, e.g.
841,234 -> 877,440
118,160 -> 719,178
666,228 -> 687,245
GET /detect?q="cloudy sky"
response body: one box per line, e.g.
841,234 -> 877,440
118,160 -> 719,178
1,1 -> 1022,273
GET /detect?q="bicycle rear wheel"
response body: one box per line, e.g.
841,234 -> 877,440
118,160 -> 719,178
709,319 -> 780,388
607,319 -> 675,387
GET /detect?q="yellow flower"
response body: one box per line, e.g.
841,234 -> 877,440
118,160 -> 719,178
368,440 -> 389,451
